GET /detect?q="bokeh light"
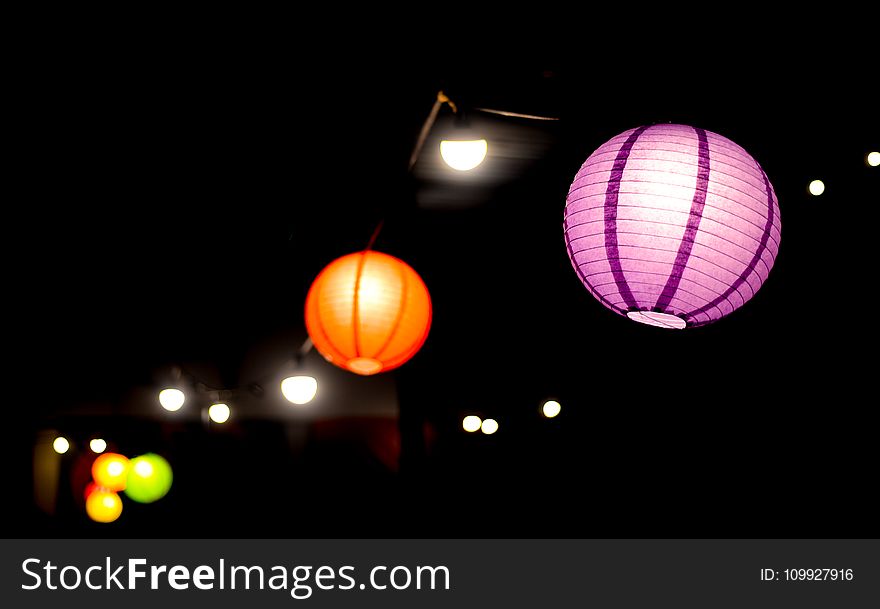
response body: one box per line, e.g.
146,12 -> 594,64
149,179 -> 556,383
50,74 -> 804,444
542,400 -> 562,418
89,438 -> 107,454
208,403 -> 230,423
440,139 -> 488,171
52,436 -> 70,454
808,179 -> 825,196
462,415 -> 482,432
86,489 -> 123,523
159,388 -> 185,411
125,453 -> 173,504
481,418 -> 499,435
868,152 -> 880,167
92,453 -> 130,492
281,375 -> 318,405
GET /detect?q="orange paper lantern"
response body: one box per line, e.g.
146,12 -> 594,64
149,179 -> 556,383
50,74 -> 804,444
305,251 -> 432,375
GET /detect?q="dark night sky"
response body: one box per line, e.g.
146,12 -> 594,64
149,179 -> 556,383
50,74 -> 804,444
10,17 -> 878,538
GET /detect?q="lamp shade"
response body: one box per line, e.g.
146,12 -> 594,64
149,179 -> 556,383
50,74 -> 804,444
564,124 -> 781,328
305,251 -> 432,375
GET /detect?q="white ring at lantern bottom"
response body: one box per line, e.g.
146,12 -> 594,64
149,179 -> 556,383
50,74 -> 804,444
626,310 -> 688,329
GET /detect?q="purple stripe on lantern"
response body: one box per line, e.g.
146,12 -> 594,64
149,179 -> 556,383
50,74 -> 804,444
654,127 -> 711,313
604,125 -> 650,310
686,167 -> 776,325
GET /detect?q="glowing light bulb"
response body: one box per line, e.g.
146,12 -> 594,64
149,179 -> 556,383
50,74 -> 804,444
159,388 -> 185,411
281,376 -> 318,405
440,139 -> 488,171
208,403 -> 230,423
808,179 -> 825,196
462,415 -> 482,432
481,418 -> 499,435
868,152 -> 880,167
53,436 -> 70,454
542,400 -> 562,418
89,438 -> 107,453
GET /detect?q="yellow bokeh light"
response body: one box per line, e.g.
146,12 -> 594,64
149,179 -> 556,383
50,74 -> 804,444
86,490 -> 123,523
808,179 -> 825,196
481,418 -> 499,435
868,152 -> 880,167
53,436 -> 70,454
440,139 -> 488,171
542,400 -> 562,418
209,403 -> 230,423
462,415 -> 482,432
89,438 -> 107,453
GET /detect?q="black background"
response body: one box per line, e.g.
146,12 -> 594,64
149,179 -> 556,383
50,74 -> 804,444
9,12 -> 878,538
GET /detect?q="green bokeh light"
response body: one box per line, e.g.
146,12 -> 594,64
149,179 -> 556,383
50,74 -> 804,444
124,453 -> 173,503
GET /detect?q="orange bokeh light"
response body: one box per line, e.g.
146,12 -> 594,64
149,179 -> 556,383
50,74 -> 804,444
91,453 -> 130,492
305,251 -> 432,375
86,489 -> 123,523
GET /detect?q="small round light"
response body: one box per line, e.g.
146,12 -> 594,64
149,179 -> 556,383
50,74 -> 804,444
208,403 -> 230,424
808,179 -> 825,196
53,436 -> 70,454
89,438 -> 107,454
159,388 -> 185,411
92,453 -> 130,492
462,415 -> 482,432
281,376 -> 318,405
440,139 -> 488,171
868,152 -> 880,167
480,418 -> 499,435
86,489 -> 123,523
542,400 -> 562,418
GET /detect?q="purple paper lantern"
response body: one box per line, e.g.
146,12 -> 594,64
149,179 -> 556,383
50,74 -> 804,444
564,124 -> 781,329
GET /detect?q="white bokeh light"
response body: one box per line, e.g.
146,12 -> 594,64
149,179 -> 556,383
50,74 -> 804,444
462,415 -> 482,432
53,436 -> 70,454
480,418 -> 499,435
159,388 -> 185,411
808,179 -> 825,196
281,376 -> 318,405
208,403 -> 231,423
440,139 -> 488,171
89,438 -> 107,454
542,400 -> 562,418
868,152 -> 880,167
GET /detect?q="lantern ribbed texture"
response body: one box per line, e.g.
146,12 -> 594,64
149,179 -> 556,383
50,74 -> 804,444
564,124 -> 781,328
305,251 -> 432,375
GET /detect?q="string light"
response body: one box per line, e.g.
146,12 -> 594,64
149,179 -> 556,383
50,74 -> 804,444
480,418 -> 499,435
808,179 -> 825,196
53,436 -> 70,454
89,438 -> 107,454
159,388 -> 185,411
208,403 -> 231,423
542,400 -> 561,418
868,152 -> 880,167
462,415 -> 482,432
281,376 -> 318,405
